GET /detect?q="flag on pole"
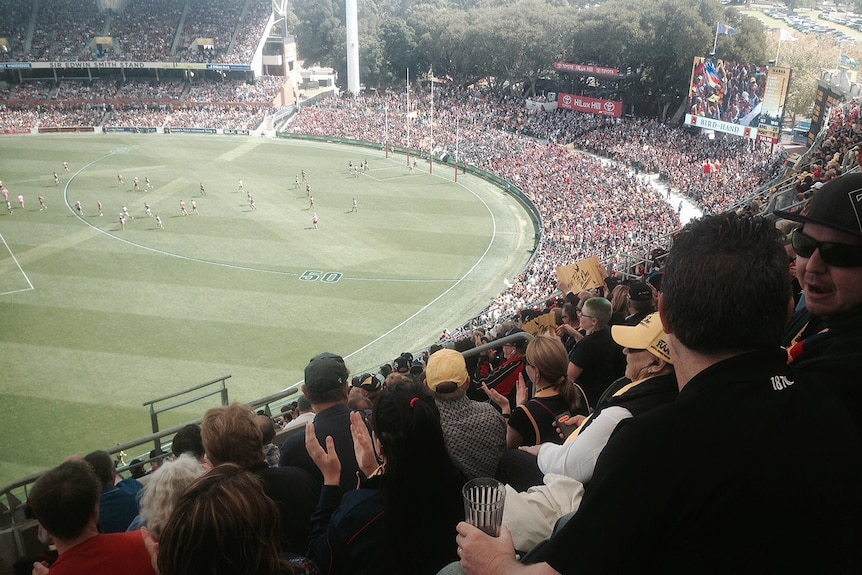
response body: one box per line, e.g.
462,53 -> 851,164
779,28 -> 797,42
717,23 -> 736,37
841,54 -> 859,68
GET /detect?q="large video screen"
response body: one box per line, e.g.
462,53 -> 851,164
684,56 -> 791,143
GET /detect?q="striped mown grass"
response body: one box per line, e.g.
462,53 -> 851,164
0,134 -> 536,487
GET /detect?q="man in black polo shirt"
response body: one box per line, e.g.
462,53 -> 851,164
453,213 -> 862,575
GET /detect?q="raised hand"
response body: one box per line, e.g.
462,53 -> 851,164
350,411 -> 379,476
304,422 -> 341,486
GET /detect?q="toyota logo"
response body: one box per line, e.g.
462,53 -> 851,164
563,95 -> 572,105
604,101 -> 615,112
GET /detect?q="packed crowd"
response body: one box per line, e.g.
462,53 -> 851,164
0,77 -> 282,129
187,76 -> 284,104
28,0 -> 106,62
0,0 -> 270,64
105,103 -> 271,131
286,87 -> 783,324
20,188 -> 862,574
107,0 -> 183,62
0,0 -> 28,60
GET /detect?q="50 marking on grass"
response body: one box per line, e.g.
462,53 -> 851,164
300,270 -> 343,283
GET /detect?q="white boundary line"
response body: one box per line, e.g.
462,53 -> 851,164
69,141 -> 507,365
0,231 -> 35,296
344,168 -> 499,360
67,145 -> 496,285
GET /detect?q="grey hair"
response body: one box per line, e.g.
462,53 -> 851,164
138,453 -> 205,536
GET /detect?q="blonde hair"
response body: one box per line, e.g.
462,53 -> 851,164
526,336 -> 582,412
610,285 -> 629,315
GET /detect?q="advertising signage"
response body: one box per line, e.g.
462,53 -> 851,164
556,93 -> 622,118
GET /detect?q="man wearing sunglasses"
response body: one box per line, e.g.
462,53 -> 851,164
776,171 -> 862,441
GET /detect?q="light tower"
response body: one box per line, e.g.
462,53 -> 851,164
345,0 -> 360,94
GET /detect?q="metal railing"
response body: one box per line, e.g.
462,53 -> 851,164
0,380 -> 301,568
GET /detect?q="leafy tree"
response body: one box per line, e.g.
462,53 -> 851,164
380,18 -> 418,82
290,0 -> 344,67
783,0 -> 816,10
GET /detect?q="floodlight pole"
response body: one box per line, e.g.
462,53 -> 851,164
406,68 -> 411,166
345,0 -> 360,94
455,116 -> 459,183
430,66 -> 434,174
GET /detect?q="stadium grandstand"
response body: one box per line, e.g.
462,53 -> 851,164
3,0 -> 862,571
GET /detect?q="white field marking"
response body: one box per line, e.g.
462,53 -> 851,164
63,146 -> 490,284
0,232 -> 35,296
342,163 -> 499,360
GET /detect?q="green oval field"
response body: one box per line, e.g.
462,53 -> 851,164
0,134 -> 537,486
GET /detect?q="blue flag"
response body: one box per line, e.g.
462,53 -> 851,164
717,23 -> 736,37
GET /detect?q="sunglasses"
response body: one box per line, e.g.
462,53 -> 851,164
791,229 -> 862,268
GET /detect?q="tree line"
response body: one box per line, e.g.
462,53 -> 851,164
285,0 -> 857,119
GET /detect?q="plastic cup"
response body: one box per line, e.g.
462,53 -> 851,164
462,477 -> 506,536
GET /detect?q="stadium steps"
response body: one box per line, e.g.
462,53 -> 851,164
170,0 -> 190,56
22,0 -> 38,54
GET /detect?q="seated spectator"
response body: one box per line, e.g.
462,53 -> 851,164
608,284 -> 629,326
623,282 -> 655,325
349,372 -> 385,406
347,391 -> 373,411
201,402 -> 319,555
567,297 -> 625,407
484,335 -> 588,450
83,450 -> 143,534
256,414 -> 281,467
498,313 -> 678,549
28,460 -> 155,575
476,329 -> 527,408
170,423 -> 204,460
305,381 -> 466,575
279,352 -> 362,497
453,213 -> 862,575
153,463 -> 318,575
554,302 -> 584,352
280,395 -> 314,433
425,348 -> 507,479
778,171 -> 862,442
126,453 -> 205,533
